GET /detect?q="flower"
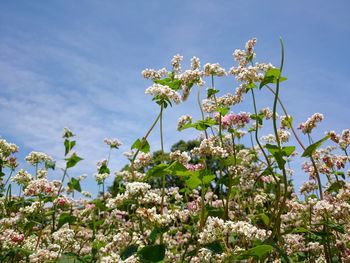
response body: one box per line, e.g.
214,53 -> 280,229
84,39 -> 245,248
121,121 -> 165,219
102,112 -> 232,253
221,112 -> 250,129
104,138 -> 122,149
203,63 -> 227,77
25,151 -> 53,165
298,113 -> 324,134
145,83 -> 182,104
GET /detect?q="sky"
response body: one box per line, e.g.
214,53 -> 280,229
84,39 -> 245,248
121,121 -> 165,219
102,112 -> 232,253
1,0 -> 349,196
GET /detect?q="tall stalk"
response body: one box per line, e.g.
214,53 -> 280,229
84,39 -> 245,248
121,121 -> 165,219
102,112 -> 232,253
159,104 -> 166,215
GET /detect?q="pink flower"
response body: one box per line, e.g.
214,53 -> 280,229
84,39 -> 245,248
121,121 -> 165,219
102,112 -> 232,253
221,112 -> 250,129
186,163 -> 204,171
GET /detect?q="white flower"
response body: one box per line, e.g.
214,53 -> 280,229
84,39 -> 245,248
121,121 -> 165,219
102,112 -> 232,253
104,138 -> 122,149
94,173 -> 110,184
25,151 -> 53,165
145,83 -> 182,104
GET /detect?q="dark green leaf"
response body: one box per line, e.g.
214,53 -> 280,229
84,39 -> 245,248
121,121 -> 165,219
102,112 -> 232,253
207,88 -> 219,98
138,244 -> 166,262
58,213 -> 76,229
67,177 -> 81,192
239,244 -> 273,259
65,152 -> 83,169
121,245 -> 138,260
205,241 -> 224,254
301,136 -> 329,157
98,163 -> 110,174
131,138 -> 150,153
185,174 -> 202,189
45,160 -> 56,170
146,164 -> 169,179
64,139 -> 76,156
216,107 -> 229,116
259,68 -> 287,89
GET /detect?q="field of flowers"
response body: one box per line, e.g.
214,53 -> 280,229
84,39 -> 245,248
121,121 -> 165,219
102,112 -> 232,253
0,38 -> 349,262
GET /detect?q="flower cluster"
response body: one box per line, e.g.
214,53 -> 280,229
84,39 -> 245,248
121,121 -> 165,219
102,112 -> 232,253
221,112 -> 250,129
298,113 -> 324,134
145,83 -> 182,104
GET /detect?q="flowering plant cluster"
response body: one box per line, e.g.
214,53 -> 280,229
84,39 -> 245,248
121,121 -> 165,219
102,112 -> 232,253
1,39 -> 350,263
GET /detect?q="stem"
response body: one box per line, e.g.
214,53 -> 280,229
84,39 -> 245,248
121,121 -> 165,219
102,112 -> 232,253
197,86 -> 208,139
225,134 -> 236,220
250,88 -> 280,229
3,169 -> 14,188
160,104 -> 165,215
199,184 -> 206,231
271,38 -> 289,240
130,108 -> 162,177
52,166 -> 68,231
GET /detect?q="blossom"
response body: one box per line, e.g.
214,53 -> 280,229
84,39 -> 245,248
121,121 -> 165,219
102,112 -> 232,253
177,115 -> 192,131
141,68 -> 168,80
104,138 -> 122,149
145,83 -> 182,104
171,54 -> 183,73
191,56 -> 201,70
25,151 -> 53,165
11,169 -> 32,185
221,112 -> 250,129
170,150 -> 191,165
125,182 -> 151,196
298,113 -> 324,134
203,63 -> 227,77
94,173 -> 110,184
23,178 -> 60,197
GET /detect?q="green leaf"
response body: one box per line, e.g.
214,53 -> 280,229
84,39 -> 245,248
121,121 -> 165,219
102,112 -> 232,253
45,160 -> 56,170
205,240 -> 224,254
265,144 -> 295,169
65,152 -> 83,169
146,163 -> 169,178
281,146 -> 296,157
259,68 -> 287,89
281,115 -> 293,129
165,161 -> 187,175
98,163 -> 110,174
67,177 -> 81,192
202,174 -> 216,185
240,244 -> 273,259
154,78 -> 182,91
216,107 -> 229,116
58,213 -> 76,229
179,118 -> 216,131
64,139 -> 76,156
185,174 -> 202,189
206,206 -> 225,218
131,138 -> 150,153
291,227 -> 310,234
265,144 -> 285,170
247,82 -> 257,90
301,135 -> 329,157
258,213 -> 270,226
120,244 -> 138,260
138,244 -> 166,262
250,113 -> 264,125
58,253 -> 78,263
207,88 -> 219,98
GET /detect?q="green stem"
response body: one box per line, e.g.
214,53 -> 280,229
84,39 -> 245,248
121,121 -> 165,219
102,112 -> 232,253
197,86 -> 208,139
271,38 -> 289,241
130,107 -> 162,178
160,104 -> 165,215
250,88 -> 280,230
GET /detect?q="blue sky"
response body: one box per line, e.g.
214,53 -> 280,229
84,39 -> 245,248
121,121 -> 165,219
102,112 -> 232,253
1,1 -> 349,196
